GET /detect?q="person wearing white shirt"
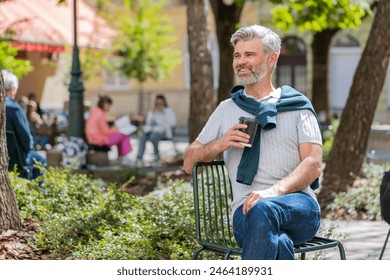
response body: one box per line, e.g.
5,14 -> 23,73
136,94 -> 176,166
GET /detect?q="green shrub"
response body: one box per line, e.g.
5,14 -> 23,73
12,167 -> 197,259
73,179 -> 196,260
322,119 -> 339,162
327,162 -> 390,220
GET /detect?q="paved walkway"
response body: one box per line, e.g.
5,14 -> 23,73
320,219 -> 390,260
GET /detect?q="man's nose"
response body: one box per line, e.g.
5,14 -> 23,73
236,56 -> 248,66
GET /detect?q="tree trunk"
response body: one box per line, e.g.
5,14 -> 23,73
311,29 -> 339,124
0,72 -> 22,231
210,0 -> 243,104
319,0 -> 390,207
187,0 -> 215,143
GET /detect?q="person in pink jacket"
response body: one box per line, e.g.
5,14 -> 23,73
85,95 -> 132,165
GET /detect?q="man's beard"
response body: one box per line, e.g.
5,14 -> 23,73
235,64 -> 267,86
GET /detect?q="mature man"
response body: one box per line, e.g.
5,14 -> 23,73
183,25 -> 322,260
3,69 -> 46,179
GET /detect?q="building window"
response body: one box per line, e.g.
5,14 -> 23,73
184,34 -> 219,90
103,58 -> 130,91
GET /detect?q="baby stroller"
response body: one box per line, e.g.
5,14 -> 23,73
379,171 -> 390,259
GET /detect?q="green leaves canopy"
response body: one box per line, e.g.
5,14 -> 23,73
109,0 -> 180,83
270,0 -> 372,32
0,40 -> 33,78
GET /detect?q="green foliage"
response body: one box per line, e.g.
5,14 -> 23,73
270,0 -> 372,32
327,162 -> 390,220
11,167 -> 196,260
74,180 -> 196,260
101,0 -> 181,83
233,0 -> 246,6
322,118 -> 339,162
0,40 -> 33,77
79,48 -> 111,82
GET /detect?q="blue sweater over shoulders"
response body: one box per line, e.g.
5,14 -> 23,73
230,85 -> 320,190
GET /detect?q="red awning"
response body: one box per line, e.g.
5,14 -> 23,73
0,0 -> 116,53
11,41 -> 65,53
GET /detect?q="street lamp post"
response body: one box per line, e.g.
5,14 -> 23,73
68,0 -> 85,138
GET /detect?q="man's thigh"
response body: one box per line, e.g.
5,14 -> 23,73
233,192 -> 320,245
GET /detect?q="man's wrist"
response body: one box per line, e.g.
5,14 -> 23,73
272,184 -> 286,196
208,139 -> 225,157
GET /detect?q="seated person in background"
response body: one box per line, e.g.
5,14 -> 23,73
3,69 -> 47,179
27,91 -> 43,117
136,94 -> 176,167
26,100 -> 48,149
85,95 -> 132,165
18,95 -> 29,112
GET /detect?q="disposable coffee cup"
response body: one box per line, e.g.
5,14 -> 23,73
239,116 -> 258,148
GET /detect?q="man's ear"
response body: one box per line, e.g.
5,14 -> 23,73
268,52 -> 278,69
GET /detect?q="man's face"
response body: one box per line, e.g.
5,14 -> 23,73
232,39 -> 269,86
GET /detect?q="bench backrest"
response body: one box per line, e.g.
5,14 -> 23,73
192,161 -> 240,251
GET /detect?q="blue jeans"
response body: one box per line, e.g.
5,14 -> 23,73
136,132 -> 165,160
232,192 -> 321,260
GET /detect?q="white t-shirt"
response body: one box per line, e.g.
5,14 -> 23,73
144,107 -> 176,138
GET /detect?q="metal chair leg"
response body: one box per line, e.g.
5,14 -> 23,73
379,227 -> 390,260
338,242 -> 347,260
192,247 -> 204,260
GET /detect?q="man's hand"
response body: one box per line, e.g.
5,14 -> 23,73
242,141 -> 322,215
242,188 -> 279,215
214,123 -> 250,151
183,123 -> 250,174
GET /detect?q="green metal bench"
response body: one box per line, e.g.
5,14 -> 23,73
192,161 -> 346,260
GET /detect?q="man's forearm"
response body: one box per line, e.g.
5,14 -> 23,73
184,123 -> 250,174
183,140 -> 223,174
273,156 -> 322,195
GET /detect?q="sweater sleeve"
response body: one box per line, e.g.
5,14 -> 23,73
13,106 -> 34,151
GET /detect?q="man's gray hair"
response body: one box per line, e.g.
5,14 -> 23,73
230,25 -> 282,56
1,69 -> 19,92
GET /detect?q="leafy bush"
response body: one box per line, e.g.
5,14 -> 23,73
327,162 -> 390,220
322,119 -> 339,162
11,167 -> 197,259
